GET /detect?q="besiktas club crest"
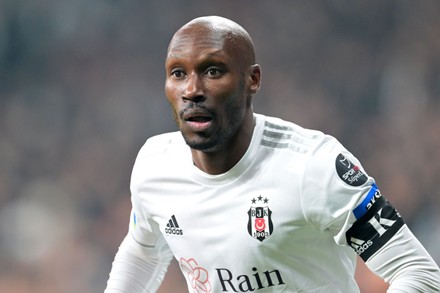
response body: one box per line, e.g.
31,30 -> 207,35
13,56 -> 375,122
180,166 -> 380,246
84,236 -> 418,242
247,195 -> 273,242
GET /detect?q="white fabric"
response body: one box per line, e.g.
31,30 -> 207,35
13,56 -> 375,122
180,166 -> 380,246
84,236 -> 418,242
367,225 -> 440,292
105,113 -> 440,292
104,233 -> 173,293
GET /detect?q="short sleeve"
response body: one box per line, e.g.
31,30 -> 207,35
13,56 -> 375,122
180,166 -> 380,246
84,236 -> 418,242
128,197 -> 160,247
301,135 -> 376,245
127,142 -> 171,255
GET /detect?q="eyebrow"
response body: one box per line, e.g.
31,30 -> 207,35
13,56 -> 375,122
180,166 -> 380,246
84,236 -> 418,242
166,50 -> 230,70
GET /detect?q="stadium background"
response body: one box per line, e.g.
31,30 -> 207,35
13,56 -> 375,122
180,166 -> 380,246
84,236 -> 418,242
1,1 -> 440,292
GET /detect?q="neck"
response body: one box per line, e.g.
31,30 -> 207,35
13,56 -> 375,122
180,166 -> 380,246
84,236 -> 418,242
191,114 -> 255,175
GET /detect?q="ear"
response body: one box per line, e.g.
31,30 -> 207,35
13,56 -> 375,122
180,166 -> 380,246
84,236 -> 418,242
248,64 -> 261,94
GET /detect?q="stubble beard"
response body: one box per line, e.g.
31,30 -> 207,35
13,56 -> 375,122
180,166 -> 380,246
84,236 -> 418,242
186,100 -> 244,153
172,75 -> 247,153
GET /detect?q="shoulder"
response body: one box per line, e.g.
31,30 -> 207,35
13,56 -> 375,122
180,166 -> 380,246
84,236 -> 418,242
133,132 -> 186,176
258,114 -> 329,154
136,131 -> 186,161
130,131 -> 188,185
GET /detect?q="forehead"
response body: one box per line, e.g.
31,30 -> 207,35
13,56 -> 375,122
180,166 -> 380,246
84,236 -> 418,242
166,25 -> 239,64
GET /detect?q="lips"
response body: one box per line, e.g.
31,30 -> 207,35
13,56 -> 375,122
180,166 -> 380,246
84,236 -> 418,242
182,109 -> 213,122
186,115 -> 212,122
182,109 -> 213,131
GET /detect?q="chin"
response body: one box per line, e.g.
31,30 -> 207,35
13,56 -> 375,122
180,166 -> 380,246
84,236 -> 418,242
184,136 -> 221,152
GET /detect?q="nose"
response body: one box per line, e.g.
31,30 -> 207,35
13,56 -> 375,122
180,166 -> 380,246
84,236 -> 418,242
183,73 -> 205,103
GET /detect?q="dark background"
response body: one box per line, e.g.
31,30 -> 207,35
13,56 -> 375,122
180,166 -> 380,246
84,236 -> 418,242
1,1 -> 439,292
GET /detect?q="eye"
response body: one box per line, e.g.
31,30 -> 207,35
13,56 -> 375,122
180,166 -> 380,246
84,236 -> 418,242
170,68 -> 185,79
205,67 -> 222,78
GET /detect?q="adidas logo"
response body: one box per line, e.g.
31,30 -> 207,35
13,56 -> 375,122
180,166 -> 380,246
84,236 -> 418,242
165,215 -> 183,235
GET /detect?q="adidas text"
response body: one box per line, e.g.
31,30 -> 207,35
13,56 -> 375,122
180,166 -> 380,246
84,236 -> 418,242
165,227 -> 183,235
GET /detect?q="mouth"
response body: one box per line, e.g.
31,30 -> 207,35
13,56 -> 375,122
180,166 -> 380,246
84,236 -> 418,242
182,109 -> 214,131
186,115 -> 212,123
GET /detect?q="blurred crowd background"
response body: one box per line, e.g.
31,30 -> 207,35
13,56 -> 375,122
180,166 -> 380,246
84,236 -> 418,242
1,1 -> 440,292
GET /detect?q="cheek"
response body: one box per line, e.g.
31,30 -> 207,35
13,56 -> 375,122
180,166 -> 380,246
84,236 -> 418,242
210,78 -> 244,102
164,83 -> 181,119
164,81 -> 176,103
221,80 -> 247,108
165,82 -> 184,112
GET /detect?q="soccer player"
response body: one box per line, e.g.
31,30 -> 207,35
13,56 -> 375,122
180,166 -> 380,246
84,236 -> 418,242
105,16 -> 440,292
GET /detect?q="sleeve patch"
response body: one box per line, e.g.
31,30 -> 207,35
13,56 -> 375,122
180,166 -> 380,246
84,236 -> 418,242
335,153 -> 368,186
346,196 -> 405,261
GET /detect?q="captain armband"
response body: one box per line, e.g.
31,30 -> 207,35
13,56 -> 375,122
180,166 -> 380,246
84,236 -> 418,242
346,190 -> 405,262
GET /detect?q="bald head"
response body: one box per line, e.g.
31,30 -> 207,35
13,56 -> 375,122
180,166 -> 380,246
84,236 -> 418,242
167,16 -> 256,66
164,16 -> 262,164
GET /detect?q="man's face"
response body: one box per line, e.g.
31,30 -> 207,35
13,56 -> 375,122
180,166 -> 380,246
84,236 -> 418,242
164,26 -> 252,152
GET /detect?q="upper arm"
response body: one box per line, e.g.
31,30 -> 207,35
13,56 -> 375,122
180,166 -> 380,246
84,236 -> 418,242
301,136 -> 375,241
302,136 -> 440,290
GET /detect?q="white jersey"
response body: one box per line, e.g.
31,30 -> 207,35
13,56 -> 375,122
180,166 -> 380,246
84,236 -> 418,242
128,113 -> 391,292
